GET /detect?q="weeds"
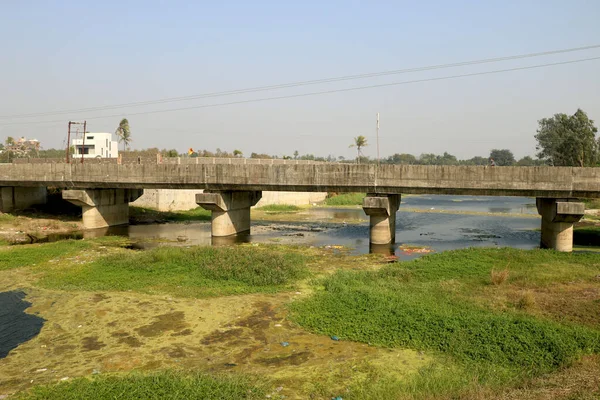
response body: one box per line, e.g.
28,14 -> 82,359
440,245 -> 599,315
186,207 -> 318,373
517,291 -> 537,310
490,268 -> 510,285
38,245 -> 309,297
16,370 -> 267,400
0,240 -> 92,271
289,247 -> 600,396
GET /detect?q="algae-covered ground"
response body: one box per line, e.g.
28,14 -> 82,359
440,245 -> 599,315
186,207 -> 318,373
0,236 -> 599,399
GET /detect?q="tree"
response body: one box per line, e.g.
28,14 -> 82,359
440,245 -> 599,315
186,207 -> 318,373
385,153 -> 417,165
115,118 -> 131,151
349,135 -> 368,163
233,149 -> 243,157
517,156 -> 537,167
535,109 -> 598,167
293,150 -> 299,159
489,149 -> 515,166
463,156 -> 488,166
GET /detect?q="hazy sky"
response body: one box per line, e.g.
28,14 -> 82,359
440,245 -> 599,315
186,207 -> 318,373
1,1 -> 599,160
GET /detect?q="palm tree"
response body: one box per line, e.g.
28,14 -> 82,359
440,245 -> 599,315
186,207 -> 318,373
349,135 -> 368,163
115,118 -> 132,151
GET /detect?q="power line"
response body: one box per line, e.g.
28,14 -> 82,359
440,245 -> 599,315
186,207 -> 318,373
1,56 -> 599,127
1,44 -> 599,120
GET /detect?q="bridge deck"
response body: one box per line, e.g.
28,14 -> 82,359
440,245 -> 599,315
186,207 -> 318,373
1,163 -> 600,198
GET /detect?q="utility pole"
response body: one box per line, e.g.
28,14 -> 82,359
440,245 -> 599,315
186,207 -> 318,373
376,112 -> 380,166
81,120 -> 87,164
66,121 -> 86,164
66,122 -> 71,163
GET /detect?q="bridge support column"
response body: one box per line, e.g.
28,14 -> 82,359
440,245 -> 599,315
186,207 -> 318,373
363,194 -> 401,245
0,187 -> 47,212
536,198 -> 584,252
196,191 -> 262,237
63,189 -> 143,229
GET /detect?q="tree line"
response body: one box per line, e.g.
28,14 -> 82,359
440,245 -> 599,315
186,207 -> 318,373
1,109 -> 597,166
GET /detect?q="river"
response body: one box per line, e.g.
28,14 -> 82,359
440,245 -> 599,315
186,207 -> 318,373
81,195 -> 543,259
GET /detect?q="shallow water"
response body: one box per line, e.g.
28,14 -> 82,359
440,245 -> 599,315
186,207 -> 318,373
79,195 -> 542,258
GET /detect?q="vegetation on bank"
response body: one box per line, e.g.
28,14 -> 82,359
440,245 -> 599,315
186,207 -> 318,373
37,245 -> 309,298
323,193 -> 365,206
16,371 -> 266,400
255,204 -> 301,213
0,239 -> 94,271
289,247 -> 600,397
129,206 -> 211,223
2,232 -> 600,398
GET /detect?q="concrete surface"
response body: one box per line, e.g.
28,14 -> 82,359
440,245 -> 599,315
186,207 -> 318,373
0,187 -> 47,212
1,164 -> 600,198
536,198 -> 585,252
196,191 -> 262,236
63,189 -> 143,229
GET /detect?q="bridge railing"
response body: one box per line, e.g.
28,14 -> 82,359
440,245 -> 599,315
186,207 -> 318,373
11,156 -> 333,165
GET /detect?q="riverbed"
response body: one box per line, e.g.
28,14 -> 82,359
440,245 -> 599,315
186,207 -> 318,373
81,195 -> 543,259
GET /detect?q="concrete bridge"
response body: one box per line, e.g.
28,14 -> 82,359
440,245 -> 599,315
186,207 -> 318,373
2,163 -> 599,251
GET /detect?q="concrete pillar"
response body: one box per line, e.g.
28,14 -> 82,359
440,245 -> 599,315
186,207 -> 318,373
0,187 -> 47,212
362,194 -> 401,245
536,198 -> 585,252
196,191 -> 262,237
63,189 -> 143,229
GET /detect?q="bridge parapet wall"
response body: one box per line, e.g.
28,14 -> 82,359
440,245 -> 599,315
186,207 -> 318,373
1,164 -> 600,198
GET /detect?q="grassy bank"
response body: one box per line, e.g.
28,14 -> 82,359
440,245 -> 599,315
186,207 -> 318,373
255,204 -> 301,213
3,237 -> 600,399
289,247 -> 600,398
37,245 -> 309,297
0,239 -> 98,271
16,371 -> 267,400
323,193 -> 365,206
129,206 -> 211,223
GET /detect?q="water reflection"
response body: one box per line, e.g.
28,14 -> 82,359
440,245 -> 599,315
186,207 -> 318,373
212,233 -> 250,246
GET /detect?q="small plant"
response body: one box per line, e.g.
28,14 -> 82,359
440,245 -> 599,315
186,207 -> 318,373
490,268 -> 510,285
517,291 -> 536,310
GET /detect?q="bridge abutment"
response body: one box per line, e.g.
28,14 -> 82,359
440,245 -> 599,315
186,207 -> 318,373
536,198 -> 584,252
363,194 -> 401,245
63,189 -> 143,229
0,187 -> 47,212
196,191 -> 262,237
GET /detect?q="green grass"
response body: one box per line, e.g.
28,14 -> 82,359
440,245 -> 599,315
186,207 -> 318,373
289,248 -> 600,396
323,193 -> 366,206
0,240 -> 92,271
38,245 -> 309,297
582,198 -> 600,209
16,370 -> 267,400
129,206 -> 211,222
256,204 -> 301,212
0,213 -> 16,222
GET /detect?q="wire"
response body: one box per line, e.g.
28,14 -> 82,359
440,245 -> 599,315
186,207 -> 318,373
1,44 -> 599,120
2,56 -> 597,128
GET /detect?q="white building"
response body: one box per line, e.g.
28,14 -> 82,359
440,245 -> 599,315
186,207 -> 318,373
72,132 -> 118,159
